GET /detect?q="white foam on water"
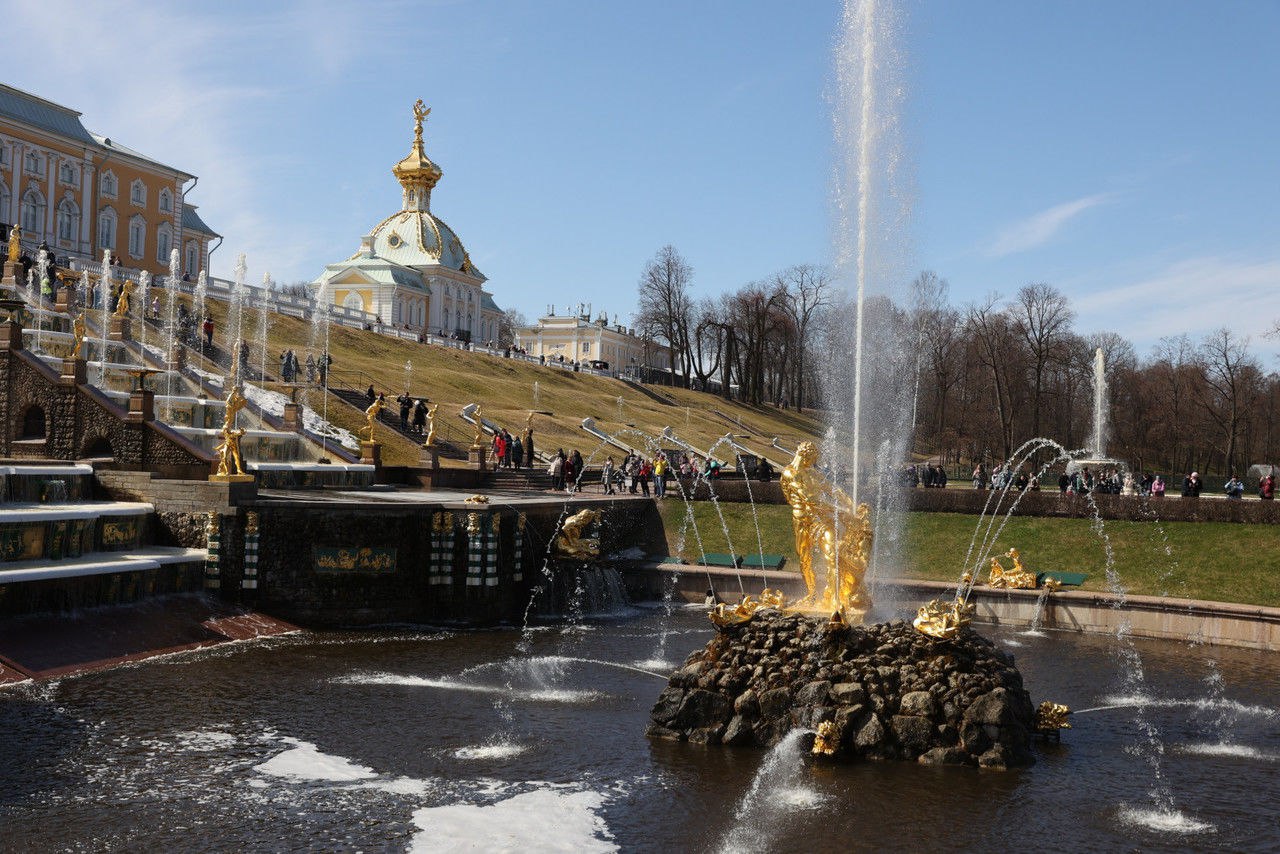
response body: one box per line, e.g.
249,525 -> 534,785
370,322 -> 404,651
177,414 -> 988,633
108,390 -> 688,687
1178,742 -> 1275,761
774,785 -> 826,810
1019,629 -> 1046,638
254,737 -> 377,783
172,730 -> 236,751
453,742 -> 528,761
355,776 -> 435,796
1096,693 -> 1277,719
1117,805 -> 1215,835
633,658 -> 677,671
1002,639 -> 1024,648
335,672 -> 602,703
409,788 -> 616,853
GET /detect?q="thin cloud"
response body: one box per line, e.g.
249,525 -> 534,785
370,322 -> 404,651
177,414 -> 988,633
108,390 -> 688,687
1075,256 -> 1280,352
986,193 -> 1113,257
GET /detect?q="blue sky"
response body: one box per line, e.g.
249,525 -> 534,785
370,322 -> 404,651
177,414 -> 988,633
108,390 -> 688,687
10,0 -> 1279,358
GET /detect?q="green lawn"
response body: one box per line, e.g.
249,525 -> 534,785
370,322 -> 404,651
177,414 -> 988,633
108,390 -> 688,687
656,502 -> 1280,607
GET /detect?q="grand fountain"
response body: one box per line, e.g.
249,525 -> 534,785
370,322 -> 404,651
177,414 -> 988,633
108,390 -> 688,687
1,2 -> 1277,851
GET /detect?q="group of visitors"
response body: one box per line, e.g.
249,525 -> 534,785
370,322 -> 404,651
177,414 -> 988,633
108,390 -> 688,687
492,427 -> 533,468
547,448 -> 584,491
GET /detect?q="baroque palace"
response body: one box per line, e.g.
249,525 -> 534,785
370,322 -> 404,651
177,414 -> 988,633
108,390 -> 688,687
0,84 -> 219,277
312,100 -> 503,344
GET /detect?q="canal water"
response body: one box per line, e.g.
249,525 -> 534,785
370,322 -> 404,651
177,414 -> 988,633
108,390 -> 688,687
1,604 -> 1277,852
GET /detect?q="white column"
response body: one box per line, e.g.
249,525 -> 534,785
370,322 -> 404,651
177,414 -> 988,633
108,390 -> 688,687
79,157 -> 93,253
9,142 -> 22,230
44,154 -> 55,238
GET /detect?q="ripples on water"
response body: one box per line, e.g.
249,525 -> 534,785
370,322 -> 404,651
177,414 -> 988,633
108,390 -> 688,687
0,613 -> 1277,851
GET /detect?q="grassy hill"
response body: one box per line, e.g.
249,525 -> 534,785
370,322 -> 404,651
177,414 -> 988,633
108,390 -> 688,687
190,295 -> 825,467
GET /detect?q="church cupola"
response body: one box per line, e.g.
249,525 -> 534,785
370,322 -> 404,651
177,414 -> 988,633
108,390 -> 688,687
391,99 -> 443,212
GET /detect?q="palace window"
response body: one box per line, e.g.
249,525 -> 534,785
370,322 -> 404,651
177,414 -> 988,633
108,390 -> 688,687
128,214 -> 146,258
342,292 -> 363,311
0,180 -> 9,225
100,170 -> 118,198
0,144 -> 9,168
98,208 -> 117,250
159,188 -> 172,213
24,151 -> 42,176
56,199 -> 79,244
130,179 -> 146,206
58,161 -> 77,186
184,239 -> 198,276
20,187 -> 45,234
156,222 -> 172,262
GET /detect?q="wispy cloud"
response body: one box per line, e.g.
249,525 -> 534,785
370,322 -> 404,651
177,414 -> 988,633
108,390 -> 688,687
1074,256 -> 1280,354
986,193 -> 1114,257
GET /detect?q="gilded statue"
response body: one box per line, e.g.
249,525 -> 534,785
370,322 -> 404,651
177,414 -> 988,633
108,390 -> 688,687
552,508 -> 602,560
361,395 -> 385,443
215,385 -> 248,477
988,547 -> 1036,589
912,597 -> 974,641
1034,701 -> 1072,734
412,98 -> 431,138
71,312 -> 87,358
471,405 -> 484,447
708,588 -> 787,629
6,225 -> 20,263
811,720 -> 843,756
113,278 -> 134,318
423,403 -> 439,447
779,441 -> 872,619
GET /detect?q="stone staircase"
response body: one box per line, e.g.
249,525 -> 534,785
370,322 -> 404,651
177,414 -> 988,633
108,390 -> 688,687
483,466 -> 555,491
0,463 -> 206,619
329,387 -> 469,460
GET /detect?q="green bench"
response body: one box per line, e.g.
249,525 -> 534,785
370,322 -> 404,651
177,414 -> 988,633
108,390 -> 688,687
741,554 -> 788,570
1037,571 -> 1088,587
700,553 -> 742,568
655,555 -> 686,565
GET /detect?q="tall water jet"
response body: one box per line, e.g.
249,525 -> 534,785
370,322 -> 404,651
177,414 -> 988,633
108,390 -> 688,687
97,249 -> 112,388
164,248 -> 181,419
1090,347 -> 1108,459
194,270 -> 208,358
33,248 -> 48,353
229,254 -> 248,379
258,272 -> 273,382
137,271 -> 151,357
826,0 -> 912,577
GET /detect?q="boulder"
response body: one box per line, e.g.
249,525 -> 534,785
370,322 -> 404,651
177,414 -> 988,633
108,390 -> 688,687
891,714 -> 934,755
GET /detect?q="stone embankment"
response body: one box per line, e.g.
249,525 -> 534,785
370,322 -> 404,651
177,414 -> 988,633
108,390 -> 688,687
648,611 -> 1037,768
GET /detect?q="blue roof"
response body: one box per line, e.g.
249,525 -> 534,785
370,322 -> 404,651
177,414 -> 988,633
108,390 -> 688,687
481,292 -> 502,314
182,206 -> 220,237
0,85 -> 97,146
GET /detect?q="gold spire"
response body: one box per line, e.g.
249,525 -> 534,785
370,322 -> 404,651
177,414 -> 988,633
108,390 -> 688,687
392,98 -> 442,211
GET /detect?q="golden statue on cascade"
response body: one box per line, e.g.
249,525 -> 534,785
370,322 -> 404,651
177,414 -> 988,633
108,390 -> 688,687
779,441 -> 872,621
552,508 -> 602,560
987,547 -> 1036,589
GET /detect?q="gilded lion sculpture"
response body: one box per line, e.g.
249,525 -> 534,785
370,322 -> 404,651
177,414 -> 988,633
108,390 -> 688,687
552,508 -> 602,560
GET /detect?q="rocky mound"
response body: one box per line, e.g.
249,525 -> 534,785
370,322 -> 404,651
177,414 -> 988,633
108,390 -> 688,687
647,610 -> 1036,768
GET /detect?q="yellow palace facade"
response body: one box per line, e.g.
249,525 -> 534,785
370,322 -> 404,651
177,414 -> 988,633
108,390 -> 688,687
0,83 -> 218,276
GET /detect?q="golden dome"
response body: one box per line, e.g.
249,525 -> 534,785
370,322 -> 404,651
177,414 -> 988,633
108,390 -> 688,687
392,99 -> 442,209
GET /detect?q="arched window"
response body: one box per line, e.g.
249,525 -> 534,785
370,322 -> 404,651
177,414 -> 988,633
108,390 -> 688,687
184,239 -> 198,276
130,179 -> 146,206
0,179 -> 9,226
20,187 -> 45,235
56,198 -> 79,244
58,161 -> 77,185
23,150 -> 41,175
342,292 -> 363,311
100,170 -> 118,198
20,405 -> 46,440
98,207 -> 117,250
159,188 -> 172,213
128,214 -> 146,258
156,222 -> 172,262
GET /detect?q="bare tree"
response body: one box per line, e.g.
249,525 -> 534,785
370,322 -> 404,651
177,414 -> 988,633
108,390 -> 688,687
636,245 -> 694,386
776,264 -> 831,411
497,308 -> 527,348
689,297 -> 724,391
1194,328 -> 1262,475
1008,283 -> 1075,440
966,294 -> 1019,461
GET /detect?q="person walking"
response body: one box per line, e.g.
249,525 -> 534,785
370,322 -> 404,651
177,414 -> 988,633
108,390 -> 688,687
1260,473 -> 1275,500
412,399 -> 427,434
202,315 -> 214,348
602,456 -> 616,495
548,450 -> 565,491
570,449 -> 584,490
305,352 -> 316,383
1152,475 -> 1165,498
653,453 -> 667,498
509,434 -> 523,467
524,427 -> 535,468
1182,472 -> 1202,498
638,457 -> 652,497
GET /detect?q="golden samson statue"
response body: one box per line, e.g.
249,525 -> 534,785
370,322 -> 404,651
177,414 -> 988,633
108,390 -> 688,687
779,441 -> 872,621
